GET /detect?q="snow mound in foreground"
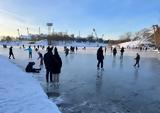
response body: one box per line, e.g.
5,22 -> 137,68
0,56 -> 61,113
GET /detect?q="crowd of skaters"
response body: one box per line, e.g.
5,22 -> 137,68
3,44 -> 142,85
96,46 -> 140,70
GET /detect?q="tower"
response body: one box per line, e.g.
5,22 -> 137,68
39,27 -> 41,35
93,28 -> 98,41
27,27 -> 29,36
46,23 -> 53,35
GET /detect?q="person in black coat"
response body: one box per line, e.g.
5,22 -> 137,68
113,47 -> 117,57
134,53 -> 140,68
44,47 -> 54,83
9,46 -> 15,59
120,47 -> 124,59
65,47 -> 69,56
53,47 -> 62,83
25,62 -> 41,73
97,46 -> 104,69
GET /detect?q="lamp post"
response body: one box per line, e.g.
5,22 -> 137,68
17,29 -> 20,39
93,28 -> 99,46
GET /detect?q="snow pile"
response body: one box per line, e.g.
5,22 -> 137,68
118,40 -> 141,48
0,56 -> 61,113
118,27 -> 154,48
119,40 -> 153,48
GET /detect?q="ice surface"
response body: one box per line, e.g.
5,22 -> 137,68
1,45 -> 160,113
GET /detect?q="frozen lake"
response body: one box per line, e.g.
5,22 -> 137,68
1,46 -> 160,113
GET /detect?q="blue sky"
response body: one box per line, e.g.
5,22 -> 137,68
0,0 -> 160,39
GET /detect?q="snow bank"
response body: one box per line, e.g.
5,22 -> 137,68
118,40 -> 152,48
0,56 -> 61,113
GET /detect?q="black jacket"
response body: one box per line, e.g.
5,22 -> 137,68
97,48 -> 104,61
135,55 -> 140,61
53,53 -> 62,74
9,47 -> 13,54
44,51 -> 54,71
44,51 -> 62,74
25,62 -> 35,72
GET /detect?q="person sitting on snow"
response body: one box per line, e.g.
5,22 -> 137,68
25,62 -> 41,73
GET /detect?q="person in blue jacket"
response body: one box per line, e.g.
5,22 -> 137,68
25,46 -> 32,59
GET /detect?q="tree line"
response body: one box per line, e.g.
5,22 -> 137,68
0,32 -> 132,45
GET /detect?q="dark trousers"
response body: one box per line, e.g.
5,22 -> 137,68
29,52 -> 32,58
97,60 -> 103,68
9,53 -> 15,59
134,60 -> 140,67
46,70 -> 52,83
120,53 -> 123,59
40,59 -> 43,65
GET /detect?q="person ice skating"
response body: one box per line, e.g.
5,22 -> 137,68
76,46 -> 78,51
134,53 -> 140,68
9,46 -> 15,59
37,52 -> 43,66
120,47 -> 124,59
97,46 -> 104,70
65,47 -> 69,56
25,62 -> 41,73
35,48 -> 38,52
44,47 -> 54,83
113,47 -> 117,57
22,45 -> 25,49
53,47 -> 62,84
46,45 -> 53,51
111,46 -> 113,52
25,46 -> 32,59
42,46 -> 45,50
105,46 -> 107,53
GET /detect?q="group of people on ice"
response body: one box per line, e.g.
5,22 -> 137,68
25,46 -> 62,84
96,46 -> 140,70
7,45 -> 140,85
8,45 -> 62,84
43,46 -> 62,84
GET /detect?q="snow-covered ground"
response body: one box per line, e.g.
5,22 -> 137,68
0,56 -> 61,113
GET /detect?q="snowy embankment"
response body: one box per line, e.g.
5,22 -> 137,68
0,56 -> 61,113
118,40 -> 152,48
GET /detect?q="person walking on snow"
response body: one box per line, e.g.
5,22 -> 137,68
134,53 -> 140,68
9,46 -> 15,59
97,46 -> 104,70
